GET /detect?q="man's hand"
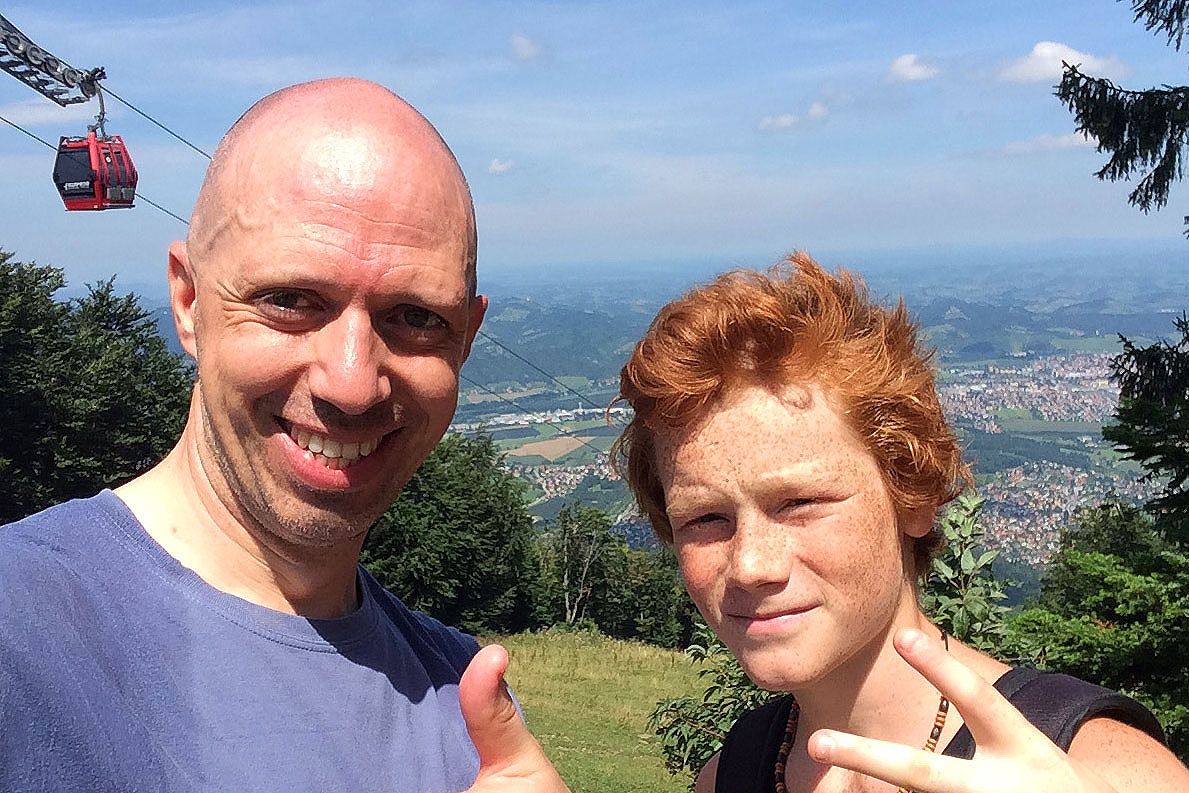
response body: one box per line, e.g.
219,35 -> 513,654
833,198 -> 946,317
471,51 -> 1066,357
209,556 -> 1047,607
805,628 -> 1119,793
461,644 -> 571,793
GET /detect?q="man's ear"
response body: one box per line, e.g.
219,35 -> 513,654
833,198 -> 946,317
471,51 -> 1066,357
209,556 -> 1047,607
167,241 -> 198,359
460,294 -> 488,363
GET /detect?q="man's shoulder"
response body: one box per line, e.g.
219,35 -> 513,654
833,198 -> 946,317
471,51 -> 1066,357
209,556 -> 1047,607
2,489 -> 121,547
0,491 -> 126,597
361,571 -> 480,674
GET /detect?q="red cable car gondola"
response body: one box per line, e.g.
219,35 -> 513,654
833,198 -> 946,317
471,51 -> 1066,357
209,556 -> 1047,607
3,17 -> 140,212
52,129 -> 137,210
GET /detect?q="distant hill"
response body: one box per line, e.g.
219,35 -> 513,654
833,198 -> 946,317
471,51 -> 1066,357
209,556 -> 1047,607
463,297 -> 651,386
152,307 -> 185,356
142,250 -> 1188,390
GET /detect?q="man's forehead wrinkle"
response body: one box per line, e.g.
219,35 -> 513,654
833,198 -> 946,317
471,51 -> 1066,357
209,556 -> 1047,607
276,233 -> 464,281
288,198 -> 451,237
189,142 -> 279,263
228,235 -> 469,299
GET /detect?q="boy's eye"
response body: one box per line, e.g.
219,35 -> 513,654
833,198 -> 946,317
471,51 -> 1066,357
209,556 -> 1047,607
676,513 -> 728,533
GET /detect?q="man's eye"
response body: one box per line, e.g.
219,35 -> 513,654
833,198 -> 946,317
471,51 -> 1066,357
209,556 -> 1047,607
398,306 -> 447,331
259,290 -> 318,316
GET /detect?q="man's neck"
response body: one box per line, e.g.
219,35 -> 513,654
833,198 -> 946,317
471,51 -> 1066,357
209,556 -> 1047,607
115,428 -> 364,620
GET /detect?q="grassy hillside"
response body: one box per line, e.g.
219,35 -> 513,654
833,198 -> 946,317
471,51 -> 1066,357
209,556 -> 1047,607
492,631 -> 702,793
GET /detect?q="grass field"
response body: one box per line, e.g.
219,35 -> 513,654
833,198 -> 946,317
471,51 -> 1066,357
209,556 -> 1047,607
1046,335 -> 1124,353
491,631 -> 702,793
998,418 -> 1102,435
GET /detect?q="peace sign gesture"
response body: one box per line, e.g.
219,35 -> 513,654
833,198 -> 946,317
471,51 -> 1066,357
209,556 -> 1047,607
805,628 -> 1188,793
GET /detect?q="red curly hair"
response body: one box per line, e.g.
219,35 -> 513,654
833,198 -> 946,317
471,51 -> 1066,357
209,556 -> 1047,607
612,251 -> 971,574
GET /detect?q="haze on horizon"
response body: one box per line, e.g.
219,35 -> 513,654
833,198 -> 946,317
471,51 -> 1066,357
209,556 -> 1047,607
1,0 -> 1186,291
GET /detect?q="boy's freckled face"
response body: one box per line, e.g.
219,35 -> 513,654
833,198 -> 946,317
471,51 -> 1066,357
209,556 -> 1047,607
654,382 -> 916,689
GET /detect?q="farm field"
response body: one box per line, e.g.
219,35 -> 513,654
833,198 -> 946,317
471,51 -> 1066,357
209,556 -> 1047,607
509,435 -> 590,461
998,418 -> 1102,435
492,631 -> 703,793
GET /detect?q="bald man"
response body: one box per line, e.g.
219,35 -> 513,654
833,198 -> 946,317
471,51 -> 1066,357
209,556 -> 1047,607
0,79 -> 568,793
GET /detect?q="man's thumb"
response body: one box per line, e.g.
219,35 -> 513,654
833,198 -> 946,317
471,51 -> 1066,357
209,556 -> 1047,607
459,644 -> 544,774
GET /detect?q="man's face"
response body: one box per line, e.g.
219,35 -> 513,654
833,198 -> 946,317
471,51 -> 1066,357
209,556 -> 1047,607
178,129 -> 484,546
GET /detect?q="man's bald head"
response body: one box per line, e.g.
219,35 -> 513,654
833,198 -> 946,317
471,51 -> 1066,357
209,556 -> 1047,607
187,77 -> 477,295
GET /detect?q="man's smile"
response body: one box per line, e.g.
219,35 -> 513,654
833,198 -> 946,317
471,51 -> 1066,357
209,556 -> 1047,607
275,419 -> 391,471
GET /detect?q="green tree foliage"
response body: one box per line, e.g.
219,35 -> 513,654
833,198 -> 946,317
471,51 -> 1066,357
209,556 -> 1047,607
593,545 -> 700,649
648,623 -> 774,782
649,495 -> 1010,784
537,503 -> 625,627
621,547 -> 699,648
361,433 -> 539,634
535,504 -> 699,647
1103,314 -> 1189,543
0,252 -> 191,523
1008,502 -> 1189,759
1056,0 -> 1189,234
920,493 -> 1012,652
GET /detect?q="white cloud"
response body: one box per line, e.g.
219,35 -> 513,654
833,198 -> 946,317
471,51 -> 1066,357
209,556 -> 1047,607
758,100 -> 829,131
510,33 -> 543,62
999,41 -> 1128,82
0,98 -> 98,128
887,54 -> 940,83
488,158 -> 515,174
758,113 -> 797,131
1000,132 -> 1096,155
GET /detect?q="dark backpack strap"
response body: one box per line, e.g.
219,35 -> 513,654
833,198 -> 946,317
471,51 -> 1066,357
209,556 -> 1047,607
715,695 -> 793,793
943,667 -> 1166,759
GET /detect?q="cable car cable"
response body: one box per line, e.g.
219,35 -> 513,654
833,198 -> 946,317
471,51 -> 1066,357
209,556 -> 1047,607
133,194 -> 189,225
459,373 -> 613,462
0,111 -> 53,147
1,110 -> 187,226
101,85 -> 212,160
475,329 -> 623,419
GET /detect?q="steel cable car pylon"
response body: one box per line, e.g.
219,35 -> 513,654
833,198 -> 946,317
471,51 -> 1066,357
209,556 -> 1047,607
1,14 -> 138,211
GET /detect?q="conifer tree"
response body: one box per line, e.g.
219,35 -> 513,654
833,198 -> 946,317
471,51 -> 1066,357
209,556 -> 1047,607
361,433 -> 540,634
0,252 -> 191,523
1056,0 -> 1189,235
1105,313 -> 1189,542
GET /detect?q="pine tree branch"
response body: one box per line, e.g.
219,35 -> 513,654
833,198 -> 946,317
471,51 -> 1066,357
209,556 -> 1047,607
1128,0 -> 1188,51
1057,63 -> 1189,213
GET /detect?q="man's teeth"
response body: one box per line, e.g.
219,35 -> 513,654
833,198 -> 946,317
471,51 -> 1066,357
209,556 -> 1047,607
292,428 -> 381,468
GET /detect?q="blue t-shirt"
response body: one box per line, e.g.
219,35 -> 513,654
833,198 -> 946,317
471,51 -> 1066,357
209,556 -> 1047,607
0,491 -> 481,792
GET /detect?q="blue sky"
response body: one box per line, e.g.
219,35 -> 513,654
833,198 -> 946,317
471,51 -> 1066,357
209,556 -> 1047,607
1,0 -> 1185,292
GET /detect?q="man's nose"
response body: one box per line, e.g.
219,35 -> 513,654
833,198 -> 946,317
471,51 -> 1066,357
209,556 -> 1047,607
308,311 -> 392,416
727,514 -> 791,591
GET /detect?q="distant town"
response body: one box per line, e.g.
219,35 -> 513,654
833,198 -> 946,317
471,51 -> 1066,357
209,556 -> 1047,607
940,353 -> 1149,567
